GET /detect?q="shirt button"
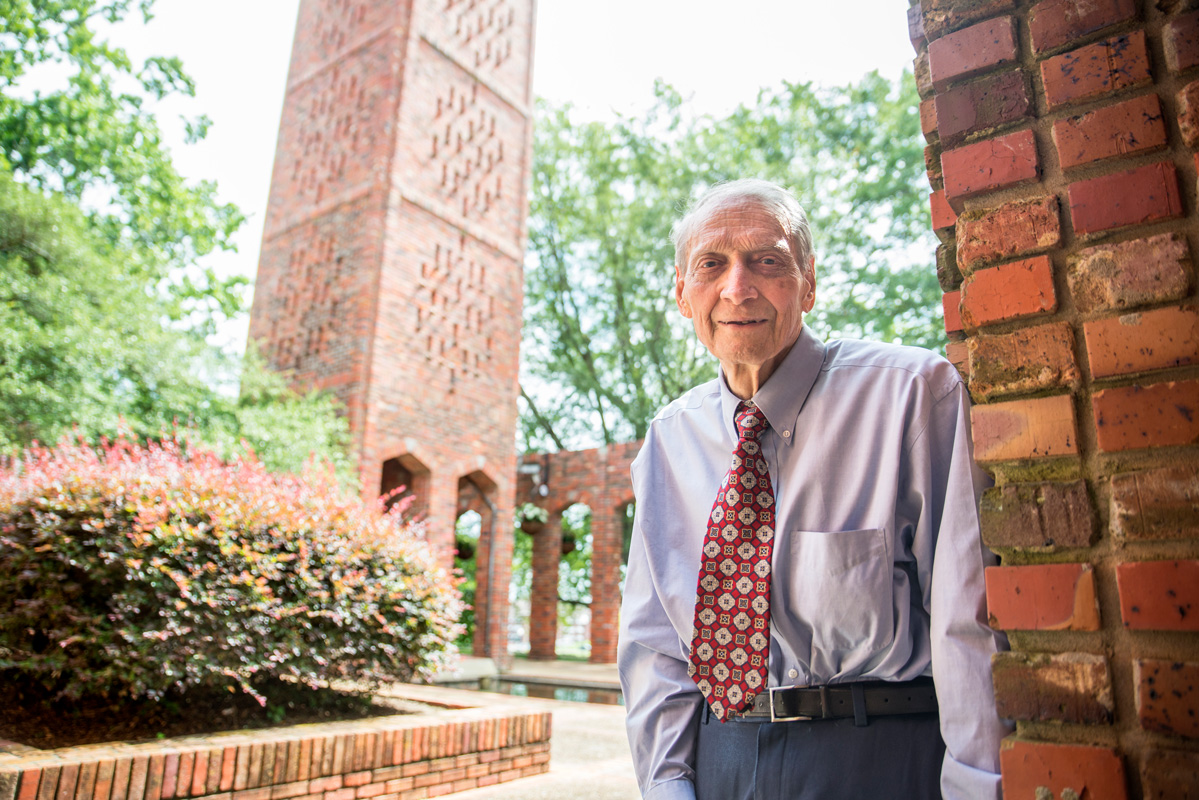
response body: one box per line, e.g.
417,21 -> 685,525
788,668 -> 798,679
782,430 -> 791,438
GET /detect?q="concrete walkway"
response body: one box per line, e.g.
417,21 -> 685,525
431,656 -> 640,799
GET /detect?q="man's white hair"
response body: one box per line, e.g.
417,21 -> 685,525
670,179 -> 814,271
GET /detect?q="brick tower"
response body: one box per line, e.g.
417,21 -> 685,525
248,0 -> 536,659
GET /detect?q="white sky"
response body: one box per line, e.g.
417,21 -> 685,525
109,0 -> 918,348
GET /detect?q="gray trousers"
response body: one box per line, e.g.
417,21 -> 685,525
694,707 -> 945,800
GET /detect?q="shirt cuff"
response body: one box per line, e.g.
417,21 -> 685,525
644,778 -> 697,800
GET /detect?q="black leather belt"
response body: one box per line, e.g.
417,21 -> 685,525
733,677 -> 938,725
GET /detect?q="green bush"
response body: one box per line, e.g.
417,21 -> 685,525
0,434 -> 463,704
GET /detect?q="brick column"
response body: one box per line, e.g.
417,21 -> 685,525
913,1 -> 1199,795
528,515 -> 562,660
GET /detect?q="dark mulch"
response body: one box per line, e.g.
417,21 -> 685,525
0,674 -> 418,751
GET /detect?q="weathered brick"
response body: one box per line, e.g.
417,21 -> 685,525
1029,0 -> 1138,54
1084,305 -> 1199,378
1110,465 -> 1199,542
908,4 -> 925,49
968,322 -> 1080,400
144,756 -> 164,800
1165,10 -> 1199,73
111,761 -> 132,800
1117,559 -> 1199,631
1068,232 -> 1192,313
36,768 -> 59,800
128,759 -> 149,800
1000,740 -> 1127,800
1141,748 -> 1199,799
160,756 -> 178,800
955,196 -> 1061,273
74,764 -> 97,800
937,243 -> 961,291
95,762 -> 116,800
175,754 -> 193,800
0,775 -> 18,800
934,70 -> 1031,148
1041,31 -> 1152,109
942,128 -> 1039,204
930,189 -> 957,232
986,563 -> 1100,630
924,143 -> 942,186
980,479 -> 1094,549
1053,93 -> 1167,169
972,394 -> 1078,463
1177,80 -> 1199,148
1069,161 -> 1184,236
18,772 -> 41,800
928,16 -> 1018,91
945,339 -> 969,377
1136,659 -> 1199,738
992,651 -> 1113,723
1092,380 -> 1199,452
919,97 -> 938,143
921,0 -> 1017,40
914,49 -> 934,98
56,766 -> 78,800
943,290 -> 963,333
960,256 -> 1057,329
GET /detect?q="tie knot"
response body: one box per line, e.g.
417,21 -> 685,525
734,403 -> 768,440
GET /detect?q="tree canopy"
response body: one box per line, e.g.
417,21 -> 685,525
521,74 -> 941,451
0,0 -> 352,478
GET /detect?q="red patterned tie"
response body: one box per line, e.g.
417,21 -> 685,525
687,401 -> 775,721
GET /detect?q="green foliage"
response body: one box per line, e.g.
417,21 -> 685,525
0,0 -> 245,328
523,73 -> 941,449
0,173 -> 354,479
0,434 -> 463,703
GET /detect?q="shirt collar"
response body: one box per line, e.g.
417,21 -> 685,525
718,325 -> 827,446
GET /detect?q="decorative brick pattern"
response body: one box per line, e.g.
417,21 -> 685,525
959,255 -> 1057,329
941,128 -> 1039,203
968,322 -> 1080,400
980,479 -> 1094,550
1117,560 -> 1199,631
1068,161 -> 1184,236
1083,305 -> 1199,378
1052,93 -> 1167,170
1028,0 -> 1138,55
1041,31 -> 1152,110
1092,380 -> 1199,452
999,740 -> 1127,800
992,651 -> 1113,723
1068,233 -> 1192,313
955,195 -> 1061,274
972,393 -> 1078,462
1135,659 -> 1199,738
927,16 -> 1018,90
1110,465 -> 1199,542
985,563 -> 1100,630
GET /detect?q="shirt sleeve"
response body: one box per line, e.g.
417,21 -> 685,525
618,453 -> 704,799
908,380 -> 1012,800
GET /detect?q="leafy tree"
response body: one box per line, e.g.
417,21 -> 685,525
0,0 -> 245,333
522,73 -> 941,450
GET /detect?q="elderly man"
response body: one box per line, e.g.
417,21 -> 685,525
618,179 -> 1009,800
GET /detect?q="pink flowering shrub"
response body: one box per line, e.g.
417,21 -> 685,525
0,435 -> 463,703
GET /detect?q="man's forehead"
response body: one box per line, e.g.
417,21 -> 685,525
687,200 -> 792,257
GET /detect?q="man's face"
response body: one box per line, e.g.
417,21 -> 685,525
675,198 -> 816,390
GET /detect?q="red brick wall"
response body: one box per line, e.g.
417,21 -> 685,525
913,0 -> 1199,795
248,0 -> 536,659
0,709 -> 551,800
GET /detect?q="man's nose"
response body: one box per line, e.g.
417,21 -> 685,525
720,259 -> 758,303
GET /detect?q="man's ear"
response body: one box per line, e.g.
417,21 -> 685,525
802,255 -> 816,313
675,264 -> 692,318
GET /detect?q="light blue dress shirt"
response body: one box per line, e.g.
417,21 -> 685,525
618,326 -> 1011,800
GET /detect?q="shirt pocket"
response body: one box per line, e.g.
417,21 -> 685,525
780,527 -> 894,675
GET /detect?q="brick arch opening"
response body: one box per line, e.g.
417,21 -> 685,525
379,453 -> 430,516
457,470 -> 506,657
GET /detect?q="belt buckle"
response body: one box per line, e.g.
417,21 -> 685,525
768,685 -> 815,723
